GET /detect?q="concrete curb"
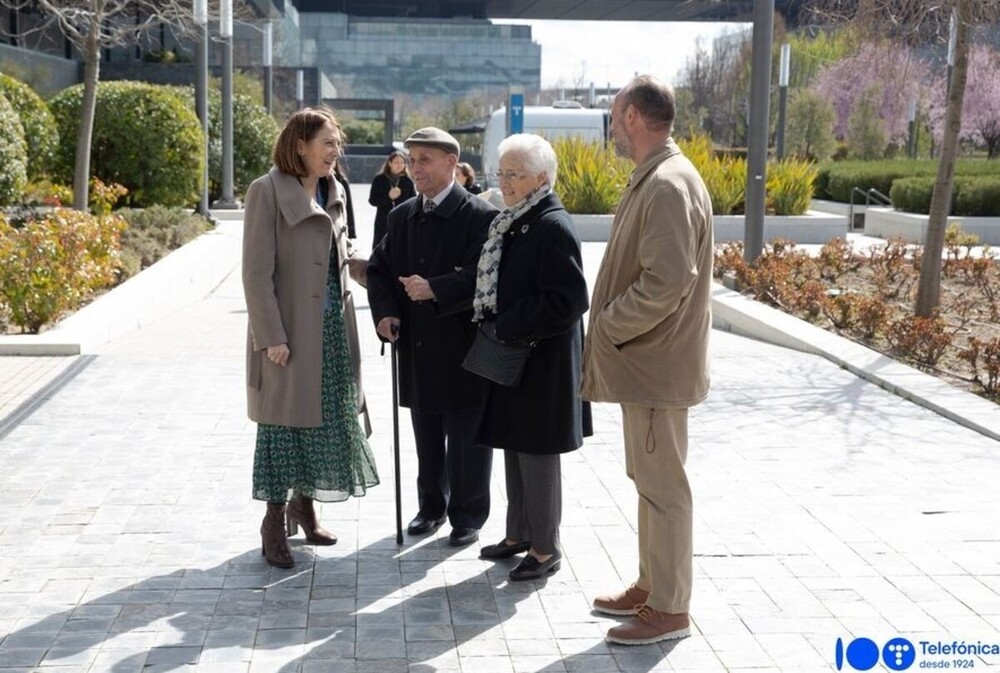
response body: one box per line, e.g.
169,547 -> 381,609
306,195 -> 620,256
0,221 -> 242,355
711,282 -> 1000,443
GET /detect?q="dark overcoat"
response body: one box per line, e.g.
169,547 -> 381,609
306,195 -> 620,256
366,184 -> 497,413
475,193 -> 593,454
368,172 -> 416,247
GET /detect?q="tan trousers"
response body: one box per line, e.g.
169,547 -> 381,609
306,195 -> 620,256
622,404 -> 692,614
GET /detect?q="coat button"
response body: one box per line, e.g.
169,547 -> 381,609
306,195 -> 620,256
416,341 -> 423,347
418,257 -> 425,263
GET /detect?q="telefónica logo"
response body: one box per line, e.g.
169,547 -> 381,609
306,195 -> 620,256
836,636 -> 916,671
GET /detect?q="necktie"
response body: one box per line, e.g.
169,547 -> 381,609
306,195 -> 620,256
423,198 -> 436,213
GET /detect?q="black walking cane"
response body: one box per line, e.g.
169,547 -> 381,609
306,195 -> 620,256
389,324 -> 403,545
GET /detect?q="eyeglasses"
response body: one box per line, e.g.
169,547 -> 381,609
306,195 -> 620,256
494,171 -> 528,182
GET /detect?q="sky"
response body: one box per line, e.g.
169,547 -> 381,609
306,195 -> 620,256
496,20 -> 750,90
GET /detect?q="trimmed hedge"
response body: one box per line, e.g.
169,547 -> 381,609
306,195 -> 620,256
0,74 -> 58,180
50,81 -> 204,207
891,176 -> 1000,216
176,87 -> 279,199
0,92 -> 28,206
816,159 -> 1000,202
117,205 -> 213,277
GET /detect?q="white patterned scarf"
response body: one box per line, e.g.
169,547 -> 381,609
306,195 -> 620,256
472,185 -> 551,322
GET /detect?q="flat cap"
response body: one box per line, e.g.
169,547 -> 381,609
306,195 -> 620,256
404,127 -> 461,157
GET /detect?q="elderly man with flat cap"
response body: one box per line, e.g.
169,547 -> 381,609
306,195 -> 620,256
366,127 -> 499,546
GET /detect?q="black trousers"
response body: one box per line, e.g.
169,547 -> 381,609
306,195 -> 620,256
410,407 -> 492,529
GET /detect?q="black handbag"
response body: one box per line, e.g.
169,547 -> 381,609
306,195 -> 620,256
461,322 -> 534,387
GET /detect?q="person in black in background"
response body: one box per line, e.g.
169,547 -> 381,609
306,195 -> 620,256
368,150 -> 415,248
366,128 -> 498,547
456,162 -> 483,195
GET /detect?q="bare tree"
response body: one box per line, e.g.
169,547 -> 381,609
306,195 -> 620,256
5,0 -> 200,211
807,0 -> 1000,316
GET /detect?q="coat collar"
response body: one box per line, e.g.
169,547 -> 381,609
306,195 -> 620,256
627,137 -> 682,189
268,166 -> 342,227
418,182 -> 470,219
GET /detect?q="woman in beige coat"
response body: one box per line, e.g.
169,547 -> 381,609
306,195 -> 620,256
243,107 -> 378,569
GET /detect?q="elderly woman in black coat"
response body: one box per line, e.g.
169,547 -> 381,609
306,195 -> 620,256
471,133 -> 591,581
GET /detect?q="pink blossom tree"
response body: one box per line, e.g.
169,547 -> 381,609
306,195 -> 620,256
962,44 -> 1000,157
810,42 -> 939,147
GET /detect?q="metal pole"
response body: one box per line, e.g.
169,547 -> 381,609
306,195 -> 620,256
296,69 -> 304,110
263,22 -> 273,115
776,43 -> 790,160
743,0 -> 774,265
194,0 -> 209,217
907,99 -> 917,158
214,0 -> 240,209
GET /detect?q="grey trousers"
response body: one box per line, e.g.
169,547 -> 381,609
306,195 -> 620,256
504,450 -> 562,555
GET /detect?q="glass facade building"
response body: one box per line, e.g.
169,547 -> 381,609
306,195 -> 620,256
282,12 -> 541,99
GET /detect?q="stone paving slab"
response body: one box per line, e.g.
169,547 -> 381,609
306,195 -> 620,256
1,195 -> 999,672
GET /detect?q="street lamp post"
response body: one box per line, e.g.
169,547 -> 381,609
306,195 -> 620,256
296,69 -> 304,110
213,0 -> 240,209
743,0 -> 774,265
908,99 -> 918,158
263,22 -> 273,115
193,0 -> 209,217
776,42 -> 790,160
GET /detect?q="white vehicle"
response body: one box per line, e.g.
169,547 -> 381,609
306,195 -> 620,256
481,103 -> 610,188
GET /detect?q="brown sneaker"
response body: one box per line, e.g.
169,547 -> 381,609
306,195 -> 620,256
606,605 -> 691,645
592,583 -> 649,616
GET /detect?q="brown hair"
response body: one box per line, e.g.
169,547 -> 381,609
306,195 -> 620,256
618,75 -> 675,134
379,150 -> 408,177
455,162 -> 476,186
272,107 -> 341,177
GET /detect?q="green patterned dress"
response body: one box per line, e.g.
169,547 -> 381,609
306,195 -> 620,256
252,247 -> 379,503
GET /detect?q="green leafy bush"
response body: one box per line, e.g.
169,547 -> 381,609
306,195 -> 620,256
0,92 -> 28,206
50,81 -> 204,207
767,157 -> 817,216
176,87 -> 279,199
816,159 -> 1000,202
341,119 -> 384,145
116,206 -> 213,278
0,74 -> 58,180
0,209 -> 125,333
550,137 -> 630,214
890,176 -> 1000,216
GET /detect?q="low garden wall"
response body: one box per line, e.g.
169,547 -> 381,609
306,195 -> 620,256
864,207 -> 1000,245
573,211 -> 846,244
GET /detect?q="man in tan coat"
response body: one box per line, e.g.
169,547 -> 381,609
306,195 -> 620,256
581,75 -> 713,645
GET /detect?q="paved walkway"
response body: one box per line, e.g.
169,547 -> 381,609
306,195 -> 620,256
1,195 -> 999,673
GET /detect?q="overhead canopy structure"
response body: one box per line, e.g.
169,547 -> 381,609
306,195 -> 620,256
290,0 -> 807,25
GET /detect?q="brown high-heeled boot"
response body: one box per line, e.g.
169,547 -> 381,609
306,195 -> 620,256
286,494 -> 337,545
261,503 -> 294,568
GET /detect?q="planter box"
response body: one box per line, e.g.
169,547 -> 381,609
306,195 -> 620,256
572,211 -> 846,245
864,207 -> 1000,245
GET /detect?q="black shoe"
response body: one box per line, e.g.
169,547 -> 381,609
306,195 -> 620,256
480,539 -> 531,559
448,527 -> 480,547
407,514 -> 446,536
509,551 -> 561,581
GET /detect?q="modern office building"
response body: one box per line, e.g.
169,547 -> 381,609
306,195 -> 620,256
278,7 -> 540,100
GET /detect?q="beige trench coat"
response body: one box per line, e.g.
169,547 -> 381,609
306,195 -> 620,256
242,167 -> 368,428
581,138 -> 713,408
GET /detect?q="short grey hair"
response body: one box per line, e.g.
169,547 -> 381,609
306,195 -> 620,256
497,133 -> 558,186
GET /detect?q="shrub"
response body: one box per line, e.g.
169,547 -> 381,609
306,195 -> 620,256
21,179 -> 73,208
0,209 -> 125,332
962,337 -> 1000,398
702,156 -> 746,216
886,315 -> 952,366
818,237 -> 860,281
341,119 -> 384,145
175,87 -> 280,200
0,74 -> 58,180
50,81 -> 204,207
767,157 -> 817,216
0,92 -> 28,206
817,159 -> 1000,203
116,206 -> 213,278
890,176 -> 1000,216
551,137 -> 630,214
